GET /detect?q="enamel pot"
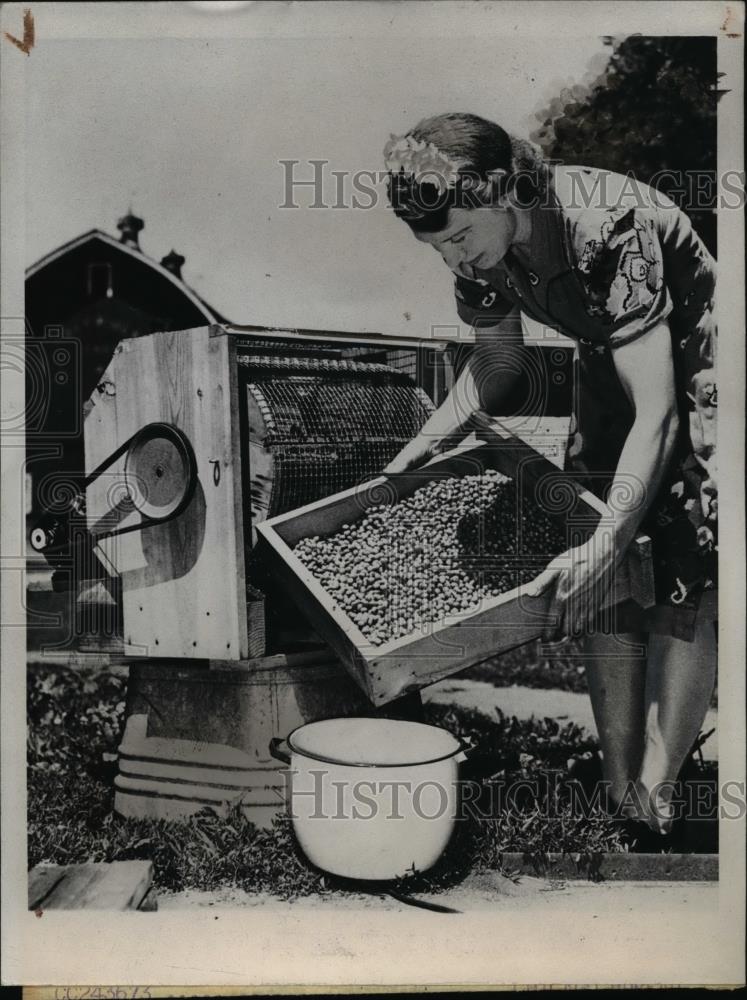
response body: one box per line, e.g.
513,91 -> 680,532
270,717 -> 471,882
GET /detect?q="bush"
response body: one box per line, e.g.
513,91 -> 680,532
532,35 -> 719,256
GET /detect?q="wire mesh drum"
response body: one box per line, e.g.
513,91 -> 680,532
239,353 -> 434,531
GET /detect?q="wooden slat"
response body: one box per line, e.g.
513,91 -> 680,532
84,326 -> 248,660
137,888 -> 159,911
224,323 -> 454,350
34,861 -> 154,910
39,864 -> 104,909
206,648 -> 330,673
28,865 -> 67,910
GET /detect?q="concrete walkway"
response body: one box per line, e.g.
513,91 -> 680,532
157,872 -> 718,912
424,678 -> 719,761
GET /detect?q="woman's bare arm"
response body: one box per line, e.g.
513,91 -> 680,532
383,309 -> 526,473
531,320 -> 679,635
606,320 -> 680,548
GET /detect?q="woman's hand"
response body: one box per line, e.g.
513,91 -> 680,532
382,435 -> 438,475
527,528 -> 622,640
528,321 -> 679,641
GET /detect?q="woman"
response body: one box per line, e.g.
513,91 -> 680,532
382,113 -> 717,837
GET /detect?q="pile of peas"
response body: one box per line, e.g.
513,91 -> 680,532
293,471 -> 568,646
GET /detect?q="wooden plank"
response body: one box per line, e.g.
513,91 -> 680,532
33,865 -> 102,910
224,323 -> 456,351
213,326 -> 249,659
28,865 -> 67,910
138,888 -> 159,911
84,327 -> 248,660
257,429 -> 656,706
206,648 -> 330,673
38,861 -> 154,910
28,648 -> 330,674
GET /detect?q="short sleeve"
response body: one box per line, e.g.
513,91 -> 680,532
453,272 -> 513,329
574,205 -> 674,349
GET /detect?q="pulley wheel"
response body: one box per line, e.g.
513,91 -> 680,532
124,423 -> 197,522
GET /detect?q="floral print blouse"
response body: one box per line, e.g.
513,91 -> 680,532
451,166 -> 717,639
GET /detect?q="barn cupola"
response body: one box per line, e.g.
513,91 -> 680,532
160,249 -> 185,280
117,211 -> 144,249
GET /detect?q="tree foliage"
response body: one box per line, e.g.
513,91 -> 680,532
531,35 -> 718,255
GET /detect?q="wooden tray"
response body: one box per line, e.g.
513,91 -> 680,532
256,427 -> 655,706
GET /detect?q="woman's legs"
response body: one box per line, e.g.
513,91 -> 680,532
584,621 -> 717,832
636,620 -> 717,830
582,631 -> 647,807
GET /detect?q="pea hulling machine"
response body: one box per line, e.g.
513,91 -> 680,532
32,324 -> 446,825
32,323 -> 655,828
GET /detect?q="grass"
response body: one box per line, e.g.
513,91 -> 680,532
27,662 -> 717,899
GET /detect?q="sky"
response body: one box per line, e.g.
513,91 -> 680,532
25,28 -> 610,337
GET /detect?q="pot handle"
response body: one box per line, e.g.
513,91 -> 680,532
269,737 -> 291,765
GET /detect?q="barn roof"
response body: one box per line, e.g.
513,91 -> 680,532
26,227 -> 227,324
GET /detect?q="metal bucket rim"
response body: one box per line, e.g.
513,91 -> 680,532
285,717 -> 464,769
